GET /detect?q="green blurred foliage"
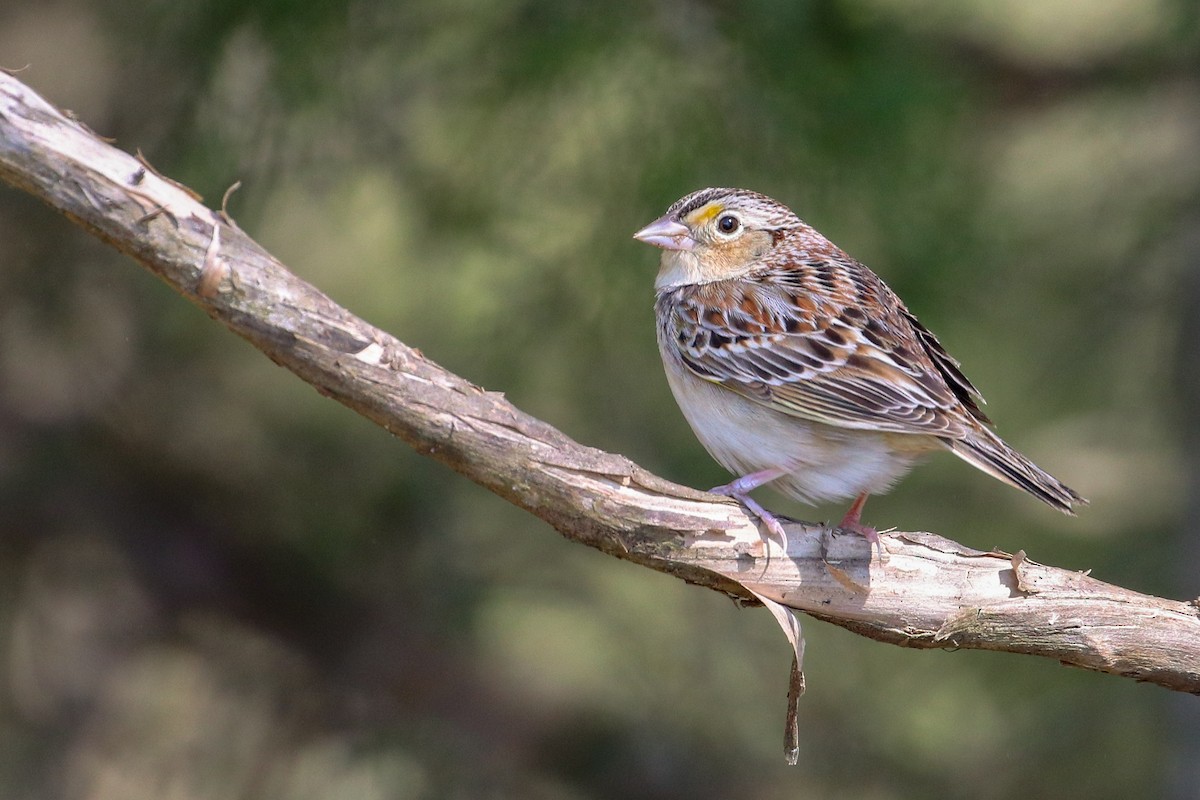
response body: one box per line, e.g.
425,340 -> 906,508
1,0 -> 1197,797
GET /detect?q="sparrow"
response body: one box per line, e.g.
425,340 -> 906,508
634,187 -> 1086,544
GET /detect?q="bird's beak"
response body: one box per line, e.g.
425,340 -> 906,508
633,216 -> 696,252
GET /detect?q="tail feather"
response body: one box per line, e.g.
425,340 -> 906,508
945,429 -> 1087,515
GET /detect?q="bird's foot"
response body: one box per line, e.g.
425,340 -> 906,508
837,492 -> 883,560
837,517 -> 879,545
711,482 -> 789,551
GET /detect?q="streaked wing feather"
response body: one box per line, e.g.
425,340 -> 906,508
663,266 -> 977,439
901,307 -> 991,423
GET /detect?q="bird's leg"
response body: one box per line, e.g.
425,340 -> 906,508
710,468 -> 789,548
838,492 -> 879,544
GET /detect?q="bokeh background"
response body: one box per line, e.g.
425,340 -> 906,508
2,1 -> 1198,797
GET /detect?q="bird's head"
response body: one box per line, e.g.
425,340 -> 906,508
634,188 -> 799,289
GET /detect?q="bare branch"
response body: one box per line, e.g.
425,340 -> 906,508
2,71 -> 1197,695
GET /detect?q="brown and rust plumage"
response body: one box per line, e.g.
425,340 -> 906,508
636,187 -> 1085,540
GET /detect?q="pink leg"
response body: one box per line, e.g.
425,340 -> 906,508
711,468 -> 789,547
838,492 -> 879,545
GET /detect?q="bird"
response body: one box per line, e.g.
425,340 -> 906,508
633,187 -> 1086,544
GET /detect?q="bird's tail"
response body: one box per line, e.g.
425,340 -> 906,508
945,428 -> 1087,515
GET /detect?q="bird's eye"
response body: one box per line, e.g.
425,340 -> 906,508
717,214 -> 740,234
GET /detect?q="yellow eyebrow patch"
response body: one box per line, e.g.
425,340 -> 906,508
685,202 -> 724,226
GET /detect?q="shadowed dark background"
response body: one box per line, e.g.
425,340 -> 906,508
1,1 -> 1198,797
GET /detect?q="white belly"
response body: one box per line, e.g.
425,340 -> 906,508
662,358 -> 934,505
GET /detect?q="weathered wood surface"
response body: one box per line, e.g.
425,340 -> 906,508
3,70 -> 1197,694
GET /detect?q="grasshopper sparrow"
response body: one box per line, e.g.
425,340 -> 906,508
635,187 -> 1086,543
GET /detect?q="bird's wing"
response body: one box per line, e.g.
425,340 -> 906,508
659,259 -> 989,439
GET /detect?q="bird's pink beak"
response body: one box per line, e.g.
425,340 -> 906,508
633,216 -> 696,251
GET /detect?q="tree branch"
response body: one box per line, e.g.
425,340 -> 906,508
2,71 -> 1197,696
